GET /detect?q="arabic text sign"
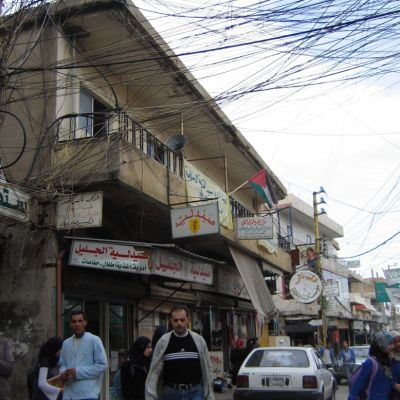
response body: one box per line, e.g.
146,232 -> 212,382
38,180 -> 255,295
289,270 -> 322,304
69,240 -> 151,274
56,192 -> 103,230
236,216 -> 273,239
184,161 -> 233,230
152,249 -> 213,285
346,260 -> 361,269
0,182 -> 30,222
171,203 -> 219,238
383,267 -> 400,284
323,280 -> 340,298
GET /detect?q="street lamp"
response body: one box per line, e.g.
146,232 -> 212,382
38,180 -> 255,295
313,187 -> 327,347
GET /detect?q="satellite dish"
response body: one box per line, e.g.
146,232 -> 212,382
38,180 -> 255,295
166,134 -> 189,152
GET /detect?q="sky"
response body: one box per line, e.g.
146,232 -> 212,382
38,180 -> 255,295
132,0 -> 400,278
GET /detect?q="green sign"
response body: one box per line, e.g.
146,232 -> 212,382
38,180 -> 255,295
375,282 -> 400,303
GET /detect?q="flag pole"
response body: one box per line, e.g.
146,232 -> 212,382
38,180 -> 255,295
228,180 -> 248,196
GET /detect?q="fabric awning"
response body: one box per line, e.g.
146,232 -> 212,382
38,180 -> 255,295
229,246 -> 276,317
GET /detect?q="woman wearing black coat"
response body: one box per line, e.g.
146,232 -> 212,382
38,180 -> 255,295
31,337 -> 63,400
120,337 -> 152,400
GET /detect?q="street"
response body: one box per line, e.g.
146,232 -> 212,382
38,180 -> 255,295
214,383 -> 349,400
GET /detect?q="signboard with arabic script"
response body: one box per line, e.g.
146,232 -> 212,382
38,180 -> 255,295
151,249 -> 213,285
236,216 -> 273,239
0,182 -> 30,222
184,161 -> 233,230
383,267 -> 400,284
70,240 -> 151,274
171,203 -> 219,238
289,270 -> 322,304
56,192 -> 103,230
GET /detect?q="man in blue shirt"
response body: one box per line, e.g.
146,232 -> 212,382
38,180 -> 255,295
59,310 -> 107,400
338,340 -> 355,387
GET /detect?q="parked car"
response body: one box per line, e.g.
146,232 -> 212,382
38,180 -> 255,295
333,345 -> 369,384
233,346 -> 336,400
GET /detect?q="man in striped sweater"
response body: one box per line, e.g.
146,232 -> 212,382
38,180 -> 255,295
145,305 -> 214,400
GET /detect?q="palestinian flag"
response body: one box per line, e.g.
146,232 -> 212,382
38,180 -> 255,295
248,169 -> 277,208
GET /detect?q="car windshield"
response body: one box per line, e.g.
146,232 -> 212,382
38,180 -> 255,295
351,347 -> 369,358
245,349 -> 310,368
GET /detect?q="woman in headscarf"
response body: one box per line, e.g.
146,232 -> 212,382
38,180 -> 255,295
32,337 -> 63,400
391,335 -> 400,399
348,332 -> 400,400
120,337 -> 152,400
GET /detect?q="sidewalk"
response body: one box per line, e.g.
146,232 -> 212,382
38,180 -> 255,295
214,387 -> 234,400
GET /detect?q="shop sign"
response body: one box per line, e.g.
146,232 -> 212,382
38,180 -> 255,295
323,280 -> 339,298
383,267 -> 400,284
69,239 -> 151,274
346,260 -> 361,269
209,351 -> 224,380
289,270 -> 322,304
353,320 -> 364,331
152,249 -> 213,285
0,182 -> 30,222
56,192 -> 103,230
184,161 -> 233,230
236,216 -> 273,239
171,203 -> 219,238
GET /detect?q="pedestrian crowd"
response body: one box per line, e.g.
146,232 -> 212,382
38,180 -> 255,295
6,308 -> 400,400
0,304 -> 215,400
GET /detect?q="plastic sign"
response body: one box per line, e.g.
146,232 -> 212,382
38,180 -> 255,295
289,270 -> 323,304
171,203 -> 220,238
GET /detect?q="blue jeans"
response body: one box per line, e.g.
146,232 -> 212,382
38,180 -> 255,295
163,383 -> 204,400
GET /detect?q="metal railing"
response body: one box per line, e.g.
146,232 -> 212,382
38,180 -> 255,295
229,197 -> 255,218
54,111 -> 184,177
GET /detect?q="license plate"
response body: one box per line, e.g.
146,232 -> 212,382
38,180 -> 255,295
270,377 -> 284,387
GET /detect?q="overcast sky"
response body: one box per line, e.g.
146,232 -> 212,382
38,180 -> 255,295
133,0 -> 400,277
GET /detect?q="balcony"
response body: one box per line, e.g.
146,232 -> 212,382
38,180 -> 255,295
53,111 -> 184,177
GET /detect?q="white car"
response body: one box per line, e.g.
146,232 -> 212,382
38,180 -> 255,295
233,346 -> 336,400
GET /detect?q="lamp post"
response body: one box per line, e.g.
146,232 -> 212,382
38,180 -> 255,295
313,187 -> 327,347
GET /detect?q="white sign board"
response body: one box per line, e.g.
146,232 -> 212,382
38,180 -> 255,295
152,249 -> 213,285
56,192 -> 103,230
289,270 -> 322,304
0,182 -> 30,222
346,260 -> 361,269
236,216 -> 273,239
171,203 -> 219,238
69,239 -> 151,274
383,267 -> 400,284
209,351 -> 224,380
184,161 -> 233,229
324,280 -> 340,298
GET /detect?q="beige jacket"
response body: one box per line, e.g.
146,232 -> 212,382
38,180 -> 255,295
145,330 -> 215,400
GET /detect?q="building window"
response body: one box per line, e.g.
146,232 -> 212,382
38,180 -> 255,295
306,234 -> 312,244
78,89 -> 110,138
287,225 -> 293,238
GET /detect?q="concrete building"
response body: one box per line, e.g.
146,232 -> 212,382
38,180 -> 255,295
273,194 -> 350,349
0,0 -> 292,397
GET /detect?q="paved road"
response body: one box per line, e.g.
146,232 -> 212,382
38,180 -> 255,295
214,383 -> 349,399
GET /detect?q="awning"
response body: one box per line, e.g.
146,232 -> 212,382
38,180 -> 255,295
229,246 -> 276,317
262,261 -> 283,276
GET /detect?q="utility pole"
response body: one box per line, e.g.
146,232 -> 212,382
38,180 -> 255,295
313,187 -> 327,346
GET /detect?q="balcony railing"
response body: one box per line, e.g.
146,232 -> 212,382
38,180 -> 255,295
53,111 -> 184,177
278,234 -> 291,252
230,198 -> 254,218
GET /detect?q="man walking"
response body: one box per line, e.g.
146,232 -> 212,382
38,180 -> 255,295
146,305 -> 214,400
0,336 -> 14,400
59,310 -> 107,400
338,340 -> 355,386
